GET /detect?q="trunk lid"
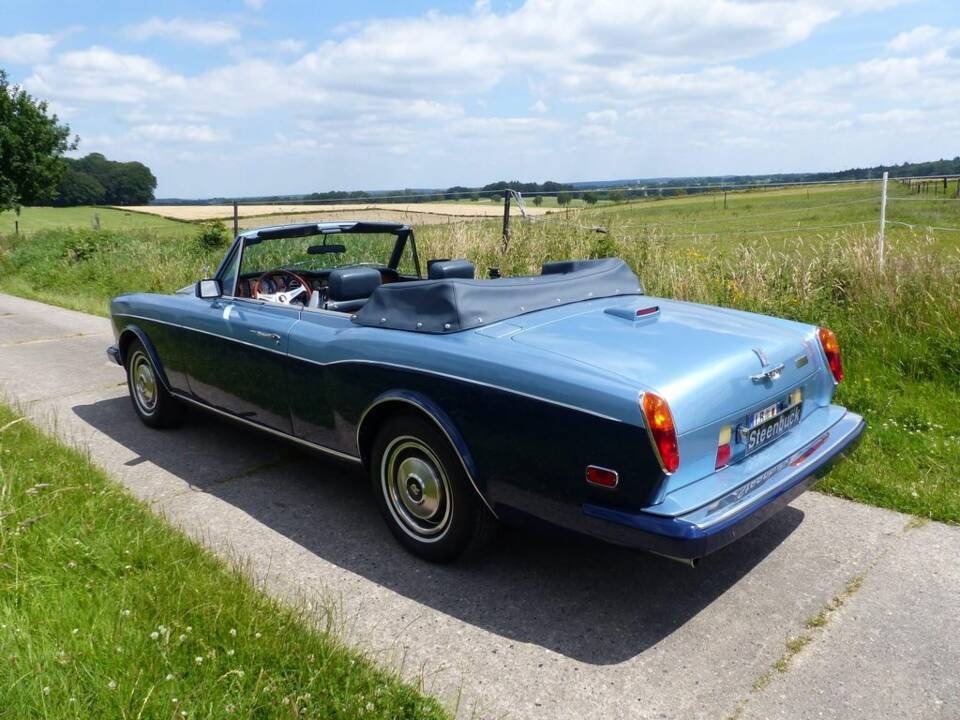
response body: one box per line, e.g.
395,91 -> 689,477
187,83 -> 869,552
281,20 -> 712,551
510,297 -> 818,434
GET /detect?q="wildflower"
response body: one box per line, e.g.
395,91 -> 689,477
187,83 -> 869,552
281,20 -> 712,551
72,628 -> 79,635
186,626 -> 192,633
172,698 -> 178,703
229,628 -> 237,637
121,609 -> 131,617
42,686 -> 51,696
226,705 -> 235,713
254,632 -> 261,639
194,656 -> 203,665
150,631 -> 159,640
226,649 -> 235,656
178,634 -> 187,642
366,702 -> 375,712
67,561 -> 77,569
107,680 -> 117,690
283,696 -> 291,706
165,674 -> 174,681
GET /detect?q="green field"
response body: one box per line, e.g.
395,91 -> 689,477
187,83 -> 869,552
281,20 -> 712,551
0,404 -> 447,719
0,185 -> 958,525
0,206 -> 196,239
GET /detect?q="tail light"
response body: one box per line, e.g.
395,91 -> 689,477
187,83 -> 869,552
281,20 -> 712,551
817,327 -> 843,384
641,392 -> 680,474
715,425 -> 732,470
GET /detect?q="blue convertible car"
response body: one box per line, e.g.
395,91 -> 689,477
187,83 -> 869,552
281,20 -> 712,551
108,221 -> 864,563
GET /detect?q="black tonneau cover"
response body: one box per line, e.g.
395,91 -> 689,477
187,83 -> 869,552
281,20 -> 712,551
354,257 -> 642,333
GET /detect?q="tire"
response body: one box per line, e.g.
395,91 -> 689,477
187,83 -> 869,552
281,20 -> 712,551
125,339 -> 182,429
370,413 -> 497,562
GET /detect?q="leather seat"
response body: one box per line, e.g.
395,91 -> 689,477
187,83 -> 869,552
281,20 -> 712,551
428,259 -> 475,279
324,266 -> 382,313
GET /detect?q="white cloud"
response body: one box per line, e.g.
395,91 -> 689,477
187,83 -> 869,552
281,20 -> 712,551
585,110 -> 618,124
888,25 -> 960,53
0,33 -> 57,63
132,123 -> 229,142
244,0 -> 266,9
124,17 -> 241,45
530,99 -> 548,113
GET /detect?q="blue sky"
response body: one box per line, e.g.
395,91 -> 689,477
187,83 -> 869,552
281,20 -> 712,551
1,0 -> 958,197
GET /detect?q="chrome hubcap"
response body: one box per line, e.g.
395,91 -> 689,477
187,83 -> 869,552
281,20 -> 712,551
382,438 -> 451,540
131,352 -> 157,413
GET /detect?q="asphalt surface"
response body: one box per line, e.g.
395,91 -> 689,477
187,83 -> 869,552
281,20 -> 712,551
0,292 -> 957,719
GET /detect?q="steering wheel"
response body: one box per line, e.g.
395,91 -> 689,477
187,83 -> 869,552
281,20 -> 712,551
252,270 -> 313,305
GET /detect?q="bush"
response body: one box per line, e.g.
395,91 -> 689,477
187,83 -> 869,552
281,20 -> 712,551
194,220 -> 229,250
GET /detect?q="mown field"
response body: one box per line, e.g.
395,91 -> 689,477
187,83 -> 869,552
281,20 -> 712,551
0,183 -> 958,525
0,404 -> 447,719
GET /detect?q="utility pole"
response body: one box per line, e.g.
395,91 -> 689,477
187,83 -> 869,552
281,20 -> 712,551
878,171 -> 888,271
501,189 -> 511,252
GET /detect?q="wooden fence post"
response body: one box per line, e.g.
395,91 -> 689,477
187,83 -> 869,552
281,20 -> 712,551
233,201 -> 239,238
501,189 -> 511,252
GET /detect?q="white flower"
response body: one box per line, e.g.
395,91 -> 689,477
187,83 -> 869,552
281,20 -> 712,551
42,686 -> 50,696
71,628 -> 79,635
121,609 -> 131,617
150,632 -> 159,640
107,680 -> 117,690
194,656 -> 203,665
165,674 -> 174,681
178,634 -> 187,642
229,628 -> 237,637
366,702 -> 375,712
226,649 -> 235,656
254,632 -> 261,639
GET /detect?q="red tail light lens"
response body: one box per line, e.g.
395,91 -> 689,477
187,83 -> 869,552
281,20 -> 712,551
641,392 -> 680,474
586,465 -> 619,488
818,327 -> 844,384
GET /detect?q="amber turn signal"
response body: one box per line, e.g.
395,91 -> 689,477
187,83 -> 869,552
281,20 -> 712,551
641,392 -> 680,474
817,327 -> 844,384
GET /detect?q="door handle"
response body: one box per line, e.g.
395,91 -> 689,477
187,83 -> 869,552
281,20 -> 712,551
250,330 -> 281,343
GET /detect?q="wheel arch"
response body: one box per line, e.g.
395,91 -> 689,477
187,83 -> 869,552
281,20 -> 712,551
117,325 -> 173,392
357,391 -> 497,519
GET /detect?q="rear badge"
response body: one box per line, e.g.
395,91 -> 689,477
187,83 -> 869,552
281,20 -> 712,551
795,354 -> 809,368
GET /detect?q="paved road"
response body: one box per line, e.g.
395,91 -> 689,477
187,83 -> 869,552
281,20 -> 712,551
0,292 -> 957,719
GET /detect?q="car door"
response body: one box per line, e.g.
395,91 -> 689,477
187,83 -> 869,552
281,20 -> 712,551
182,295 -> 300,433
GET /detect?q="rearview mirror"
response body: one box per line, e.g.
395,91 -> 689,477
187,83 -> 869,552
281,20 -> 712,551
307,243 -> 346,255
196,278 -> 222,299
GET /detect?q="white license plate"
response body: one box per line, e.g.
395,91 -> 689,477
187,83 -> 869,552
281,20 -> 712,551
744,404 -> 802,455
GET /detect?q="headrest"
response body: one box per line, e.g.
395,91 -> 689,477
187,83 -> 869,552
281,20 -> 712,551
328,266 -> 382,300
428,259 -> 476,280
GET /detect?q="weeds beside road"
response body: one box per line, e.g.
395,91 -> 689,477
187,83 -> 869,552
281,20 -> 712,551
0,405 -> 448,719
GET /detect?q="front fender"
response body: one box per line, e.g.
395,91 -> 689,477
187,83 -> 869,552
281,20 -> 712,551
116,324 -> 173,392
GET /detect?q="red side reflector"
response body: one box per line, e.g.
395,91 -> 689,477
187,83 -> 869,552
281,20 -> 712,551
586,465 -> 619,488
715,443 -> 731,469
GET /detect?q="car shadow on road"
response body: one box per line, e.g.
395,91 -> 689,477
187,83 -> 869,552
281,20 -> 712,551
74,396 -> 803,666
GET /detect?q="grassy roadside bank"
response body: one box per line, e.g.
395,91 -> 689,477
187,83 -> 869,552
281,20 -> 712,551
0,405 -> 448,719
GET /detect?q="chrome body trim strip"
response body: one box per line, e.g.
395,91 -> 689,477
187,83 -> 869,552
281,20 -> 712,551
170,391 -> 362,464
112,312 -> 623,423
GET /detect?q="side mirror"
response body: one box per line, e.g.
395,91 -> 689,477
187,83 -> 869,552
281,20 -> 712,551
196,278 -> 222,299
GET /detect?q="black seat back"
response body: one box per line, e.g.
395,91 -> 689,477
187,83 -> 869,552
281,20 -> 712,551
428,259 -> 475,279
325,266 -> 382,313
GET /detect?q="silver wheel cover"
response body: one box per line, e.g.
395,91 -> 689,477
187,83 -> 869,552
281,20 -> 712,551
130,350 -> 158,415
381,436 -> 453,542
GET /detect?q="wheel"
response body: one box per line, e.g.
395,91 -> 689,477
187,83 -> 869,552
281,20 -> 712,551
370,414 -> 497,562
125,340 -> 182,428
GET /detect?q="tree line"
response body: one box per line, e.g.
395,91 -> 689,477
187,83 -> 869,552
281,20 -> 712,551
1,68 -> 156,213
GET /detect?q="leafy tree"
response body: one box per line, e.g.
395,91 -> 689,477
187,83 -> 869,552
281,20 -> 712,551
556,191 -> 571,206
582,191 -> 598,205
54,169 -> 106,206
68,153 -> 157,205
0,69 -> 77,213
608,189 -> 626,203
532,196 -> 543,207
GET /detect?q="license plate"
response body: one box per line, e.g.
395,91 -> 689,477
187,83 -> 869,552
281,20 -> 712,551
743,404 -> 802,455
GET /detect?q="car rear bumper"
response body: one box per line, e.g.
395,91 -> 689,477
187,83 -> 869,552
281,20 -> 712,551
579,410 -> 865,561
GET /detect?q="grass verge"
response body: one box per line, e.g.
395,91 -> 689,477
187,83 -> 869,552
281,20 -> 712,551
0,405 -> 447,719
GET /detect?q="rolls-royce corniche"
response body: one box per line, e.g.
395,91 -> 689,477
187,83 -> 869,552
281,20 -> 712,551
107,221 -> 864,563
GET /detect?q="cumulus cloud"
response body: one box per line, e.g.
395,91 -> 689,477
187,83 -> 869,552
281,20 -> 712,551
124,17 -> 241,45
0,33 -> 57,64
132,123 -> 229,142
